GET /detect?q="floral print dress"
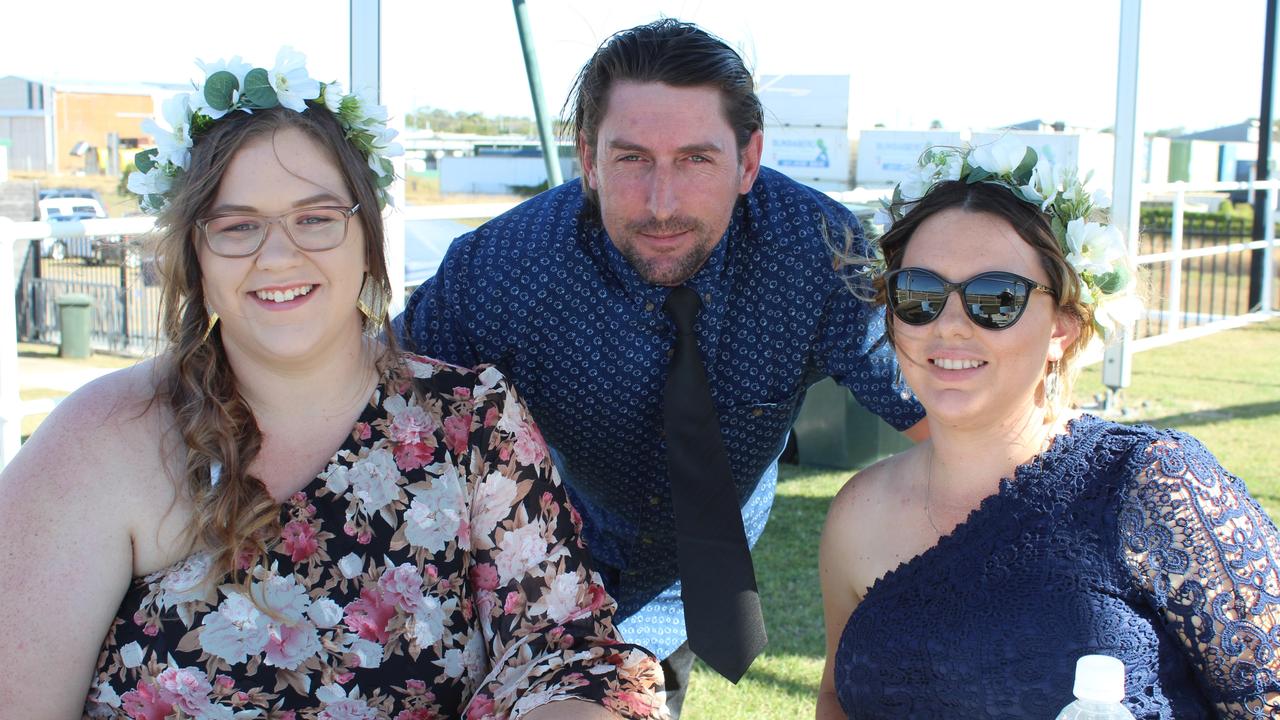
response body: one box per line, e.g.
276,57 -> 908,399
85,355 -> 667,719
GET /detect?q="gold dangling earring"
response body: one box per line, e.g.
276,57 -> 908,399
202,308 -> 220,343
1044,360 -> 1062,406
356,273 -> 389,338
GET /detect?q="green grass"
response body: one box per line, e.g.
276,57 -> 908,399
682,318 -> 1280,719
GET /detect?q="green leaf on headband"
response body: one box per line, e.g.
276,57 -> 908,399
967,167 -> 992,183
1012,147 -> 1037,185
241,68 -> 278,109
204,71 -> 239,111
134,148 -> 159,173
1094,264 -> 1130,293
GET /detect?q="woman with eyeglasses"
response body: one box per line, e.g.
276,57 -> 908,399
0,51 -> 665,719
815,139 -> 1280,719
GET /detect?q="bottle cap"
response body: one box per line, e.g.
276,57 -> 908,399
1073,654 -> 1126,703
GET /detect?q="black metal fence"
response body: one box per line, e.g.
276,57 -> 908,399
16,237 -> 163,355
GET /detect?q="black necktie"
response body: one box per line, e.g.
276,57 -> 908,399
663,285 -> 767,683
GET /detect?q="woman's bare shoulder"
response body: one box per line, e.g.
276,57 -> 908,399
830,447 -> 920,517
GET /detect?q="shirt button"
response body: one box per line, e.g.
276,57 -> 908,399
649,495 -> 660,506
665,348 -> 674,359
703,292 -> 712,303
645,302 -> 655,312
642,536 -> 654,545
752,407 -> 764,417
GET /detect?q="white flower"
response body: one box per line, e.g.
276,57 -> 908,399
191,55 -> 253,119
338,552 -> 364,579
529,571 -> 582,624
1094,293 -> 1144,339
308,597 -> 343,628
1022,158 -> 1064,210
495,521 -> 549,584
263,620 -> 322,670
1092,188 -> 1112,209
433,647 -> 467,679
462,630 -> 486,679
872,206 -> 893,230
87,680 -> 122,713
249,574 -> 312,624
322,462 -> 350,495
119,641 -> 145,668
969,136 -> 1029,176
405,467 -> 466,553
157,552 -> 213,609
316,684 -> 351,703
348,447 -> 402,514
154,666 -> 214,715
378,562 -> 426,613
318,699 -> 378,720
370,125 -> 403,157
344,637 -> 383,669
471,470 -> 518,542
268,47 -> 321,113
142,94 -> 194,169
199,592 -> 270,664
410,595 -> 457,647
321,81 -> 345,113
1064,218 -> 1126,276
127,168 -> 174,197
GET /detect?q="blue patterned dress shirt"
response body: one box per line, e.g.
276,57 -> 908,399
399,167 -> 923,658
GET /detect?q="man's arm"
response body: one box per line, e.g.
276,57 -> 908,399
393,231 -> 482,367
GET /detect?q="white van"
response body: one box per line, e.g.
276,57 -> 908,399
36,197 -> 106,260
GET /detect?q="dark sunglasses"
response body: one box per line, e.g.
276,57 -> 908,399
885,268 -> 1055,330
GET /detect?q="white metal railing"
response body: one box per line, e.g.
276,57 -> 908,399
1127,180 -> 1278,355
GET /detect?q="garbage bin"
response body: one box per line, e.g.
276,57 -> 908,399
791,377 -> 913,469
56,293 -> 93,359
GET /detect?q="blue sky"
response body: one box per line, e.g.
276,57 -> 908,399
3,0 -> 1269,134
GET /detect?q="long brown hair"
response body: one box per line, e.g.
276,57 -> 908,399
152,103 -> 399,579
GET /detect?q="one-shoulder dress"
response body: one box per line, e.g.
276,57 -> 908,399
85,354 -> 667,719
834,414 -> 1280,719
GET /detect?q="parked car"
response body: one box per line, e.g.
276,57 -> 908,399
36,197 -> 105,261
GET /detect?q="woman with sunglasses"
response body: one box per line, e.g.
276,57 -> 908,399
0,50 -> 665,719
815,138 -> 1280,718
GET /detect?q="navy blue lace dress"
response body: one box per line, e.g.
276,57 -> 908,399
834,414 -> 1280,719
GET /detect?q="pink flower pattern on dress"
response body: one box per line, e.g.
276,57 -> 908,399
86,355 -> 666,718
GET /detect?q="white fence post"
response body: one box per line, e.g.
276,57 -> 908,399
0,219 -> 21,469
1264,186 -> 1275,314
1167,186 -> 1185,333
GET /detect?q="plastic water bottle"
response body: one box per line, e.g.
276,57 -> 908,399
1054,655 -> 1136,719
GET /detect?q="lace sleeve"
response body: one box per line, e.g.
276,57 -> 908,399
463,366 -> 667,719
1120,433 -> 1280,718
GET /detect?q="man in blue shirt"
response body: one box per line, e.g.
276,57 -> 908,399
399,19 -> 925,717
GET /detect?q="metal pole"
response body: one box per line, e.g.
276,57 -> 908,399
513,0 -> 564,188
350,0 -> 406,316
1251,0 -> 1278,309
1102,0 -> 1143,412
0,220 -> 22,468
1167,185 -> 1185,333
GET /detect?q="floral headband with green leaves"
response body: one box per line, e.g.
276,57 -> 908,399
127,47 -> 403,215
873,136 -> 1142,340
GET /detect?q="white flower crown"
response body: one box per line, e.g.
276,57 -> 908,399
127,47 -> 404,215
874,136 -> 1142,340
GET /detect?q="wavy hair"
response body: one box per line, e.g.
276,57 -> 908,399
150,103 -> 400,581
